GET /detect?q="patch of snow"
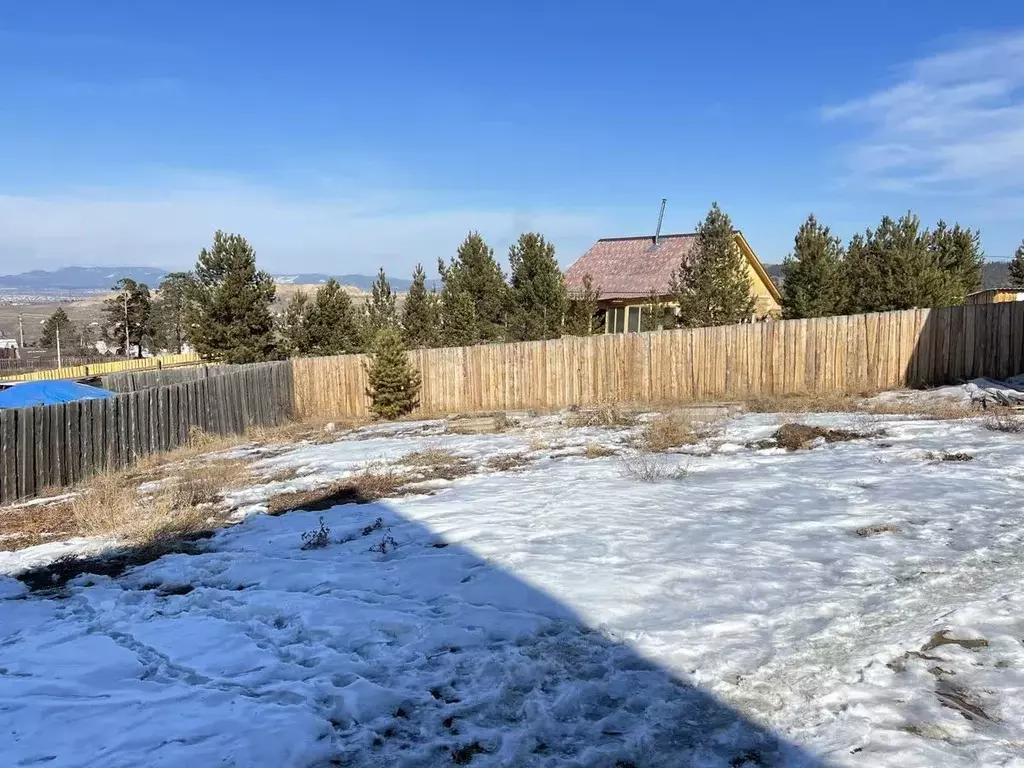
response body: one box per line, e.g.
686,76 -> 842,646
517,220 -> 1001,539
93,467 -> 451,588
2,412 -> 1023,766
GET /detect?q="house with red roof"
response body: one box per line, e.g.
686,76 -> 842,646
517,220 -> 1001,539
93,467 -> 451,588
564,230 -> 781,333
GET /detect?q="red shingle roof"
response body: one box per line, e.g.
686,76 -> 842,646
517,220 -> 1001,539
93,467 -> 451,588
564,234 -> 698,300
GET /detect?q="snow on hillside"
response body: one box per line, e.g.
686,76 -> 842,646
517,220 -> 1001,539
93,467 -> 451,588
2,413 -> 1023,766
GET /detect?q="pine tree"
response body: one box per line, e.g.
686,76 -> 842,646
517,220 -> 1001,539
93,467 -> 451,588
1010,240 -> 1024,289
303,278 -> 362,355
365,327 -> 422,420
438,232 -> 508,345
151,272 -> 193,353
279,290 -> 310,356
366,267 -> 398,337
847,213 -> 946,312
102,278 -> 153,357
670,203 -> 755,327
780,215 -> 846,318
928,220 -> 984,304
401,264 -> 441,348
185,231 -> 279,363
39,308 -> 73,350
507,232 -> 566,341
564,273 -> 602,336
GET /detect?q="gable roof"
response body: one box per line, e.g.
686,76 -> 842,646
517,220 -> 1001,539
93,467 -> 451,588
565,231 -> 781,303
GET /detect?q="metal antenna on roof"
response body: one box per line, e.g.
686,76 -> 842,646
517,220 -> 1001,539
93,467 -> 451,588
654,198 -> 666,246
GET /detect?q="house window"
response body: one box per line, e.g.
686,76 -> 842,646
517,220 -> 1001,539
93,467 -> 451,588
609,307 -> 626,333
627,306 -> 641,333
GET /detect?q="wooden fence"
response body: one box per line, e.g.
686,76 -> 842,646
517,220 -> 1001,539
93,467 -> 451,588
0,362 -> 293,504
100,364 -> 240,393
292,303 -> 1024,419
0,353 -> 202,383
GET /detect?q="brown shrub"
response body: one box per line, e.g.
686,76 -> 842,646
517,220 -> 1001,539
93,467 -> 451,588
400,448 -> 475,480
854,523 -> 901,537
618,452 -> 689,482
636,413 -> 699,452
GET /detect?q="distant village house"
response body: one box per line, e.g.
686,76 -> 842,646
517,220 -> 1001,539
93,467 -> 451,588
565,230 -> 781,333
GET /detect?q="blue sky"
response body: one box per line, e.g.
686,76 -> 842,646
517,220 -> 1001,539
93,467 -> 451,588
1,1 -> 1022,276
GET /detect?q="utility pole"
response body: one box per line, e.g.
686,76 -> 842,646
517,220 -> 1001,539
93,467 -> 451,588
124,291 -> 130,358
56,321 -> 62,369
17,313 -> 24,351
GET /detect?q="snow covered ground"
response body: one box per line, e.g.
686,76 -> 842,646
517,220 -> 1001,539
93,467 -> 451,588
2,410 -> 1024,767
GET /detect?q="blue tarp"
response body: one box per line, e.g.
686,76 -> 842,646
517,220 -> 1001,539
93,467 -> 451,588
0,380 -> 115,409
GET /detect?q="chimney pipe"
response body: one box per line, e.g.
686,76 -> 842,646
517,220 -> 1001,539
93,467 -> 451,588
654,198 -> 666,245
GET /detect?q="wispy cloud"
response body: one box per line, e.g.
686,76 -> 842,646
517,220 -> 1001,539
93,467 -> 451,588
0,177 -> 607,275
823,31 -> 1024,193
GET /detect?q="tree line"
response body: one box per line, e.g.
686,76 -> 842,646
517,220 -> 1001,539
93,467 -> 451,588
781,214 -> 1024,319
39,211 -> 1024,362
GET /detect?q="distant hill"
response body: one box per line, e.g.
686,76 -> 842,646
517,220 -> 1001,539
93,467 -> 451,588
0,267 -> 430,294
0,266 -> 170,292
274,273 -> 419,292
762,261 -> 1012,291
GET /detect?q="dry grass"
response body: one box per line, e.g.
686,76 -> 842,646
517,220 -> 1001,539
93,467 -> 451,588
487,453 -> 532,472
583,443 -> 617,459
618,452 -> 689,483
565,406 -> 638,429
400,448 -> 475,480
635,413 -> 700,452
854,523 -> 901,537
984,413 -> 1024,434
267,467 -> 411,516
745,393 -> 977,420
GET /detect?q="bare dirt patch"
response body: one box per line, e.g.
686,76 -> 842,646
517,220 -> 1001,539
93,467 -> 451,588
924,451 -> 974,462
772,423 -> 873,451
854,523 -> 901,537
487,453 -> 533,472
921,630 -> 989,652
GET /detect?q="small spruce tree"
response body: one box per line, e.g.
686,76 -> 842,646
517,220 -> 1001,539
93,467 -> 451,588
781,215 -> 846,318
185,231 -> 279,363
564,273 -> 601,336
365,327 -> 422,420
366,267 -> 398,337
39,308 -> 73,350
1008,240 -> 1024,289
507,232 -> 567,341
670,203 -> 755,327
401,264 -> 441,348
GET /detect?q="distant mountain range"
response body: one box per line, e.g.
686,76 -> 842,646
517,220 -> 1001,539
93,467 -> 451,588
0,267 -> 420,293
0,262 -> 1012,296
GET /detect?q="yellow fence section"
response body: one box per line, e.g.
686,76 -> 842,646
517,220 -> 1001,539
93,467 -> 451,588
0,353 -> 203,383
292,303 -> 1024,419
